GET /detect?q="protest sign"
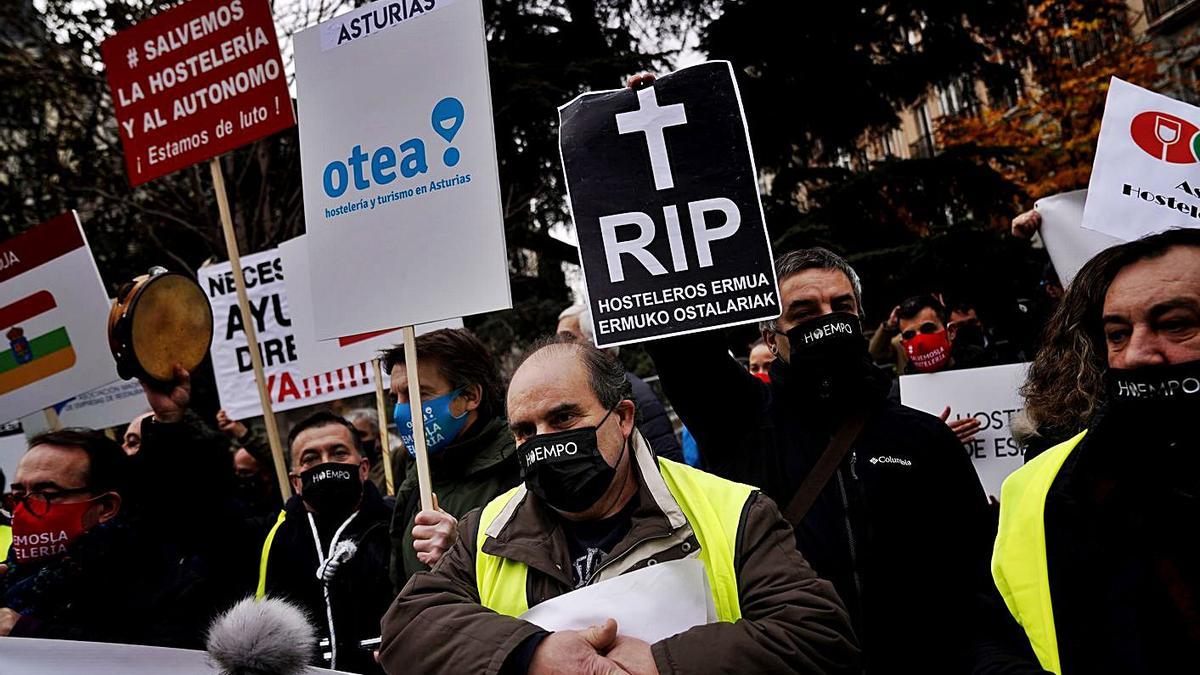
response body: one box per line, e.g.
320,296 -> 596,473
101,0 -> 294,186
199,249 -> 380,420
1081,78 -> 1200,241
294,0 -> 510,339
900,363 -> 1031,499
558,61 -> 780,347
277,236 -> 461,378
0,213 -> 120,421
1036,189 -> 1122,288
19,380 -> 147,438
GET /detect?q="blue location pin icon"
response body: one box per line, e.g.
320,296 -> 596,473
432,97 -> 465,167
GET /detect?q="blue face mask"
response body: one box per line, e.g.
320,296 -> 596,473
393,388 -> 469,457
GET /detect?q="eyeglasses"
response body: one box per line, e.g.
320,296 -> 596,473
901,322 -> 943,341
5,487 -> 94,518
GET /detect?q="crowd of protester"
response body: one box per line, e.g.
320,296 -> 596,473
3,97 -> 1200,675
2,225 -> 1198,673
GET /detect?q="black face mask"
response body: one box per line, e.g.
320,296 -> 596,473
779,312 -> 869,405
235,476 -> 269,507
517,407 -> 626,514
1104,359 -> 1200,429
953,322 -> 986,351
300,462 -> 364,516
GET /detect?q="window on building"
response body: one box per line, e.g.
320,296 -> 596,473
1145,0 -> 1192,23
936,75 -> 981,118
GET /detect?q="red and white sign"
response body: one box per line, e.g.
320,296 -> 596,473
101,0 -> 294,186
0,213 -> 120,421
1082,77 -> 1200,241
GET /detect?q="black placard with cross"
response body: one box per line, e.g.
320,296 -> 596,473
558,61 -> 781,347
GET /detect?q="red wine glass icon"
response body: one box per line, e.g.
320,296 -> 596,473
1156,115 -> 1182,162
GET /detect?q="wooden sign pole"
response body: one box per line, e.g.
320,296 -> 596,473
372,357 -> 395,496
42,407 -> 61,432
209,157 -> 291,503
402,325 -> 433,511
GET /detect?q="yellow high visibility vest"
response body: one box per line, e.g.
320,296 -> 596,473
475,458 -> 754,622
992,430 -> 1088,675
0,523 -> 11,562
256,510 -> 288,600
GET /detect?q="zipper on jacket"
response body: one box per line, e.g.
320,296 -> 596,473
835,468 -> 865,634
583,531 -> 673,587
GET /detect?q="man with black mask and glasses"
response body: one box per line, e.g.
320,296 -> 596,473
379,335 -> 859,675
645,247 -> 992,673
255,411 -> 392,674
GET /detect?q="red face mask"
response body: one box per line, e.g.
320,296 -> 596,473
753,371 -> 771,384
11,499 -> 97,563
904,331 -> 952,373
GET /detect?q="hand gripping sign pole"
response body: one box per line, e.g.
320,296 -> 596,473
210,158 -> 291,503
402,326 -> 434,511
372,357 -> 395,496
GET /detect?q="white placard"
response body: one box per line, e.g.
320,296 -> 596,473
1036,189 -> 1123,288
0,637 -> 349,675
277,236 -> 462,378
519,559 -> 715,644
1081,77 -> 1200,241
198,249 -> 379,420
19,379 -> 148,437
0,212 -> 120,421
295,0 -> 510,339
900,363 -> 1031,500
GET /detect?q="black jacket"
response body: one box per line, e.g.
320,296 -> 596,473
975,408 -> 1200,674
1,516 -> 177,644
627,371 -> 684,462
261,481 -> 393,674
0,414 -> 256,648
648,333 -> 993,673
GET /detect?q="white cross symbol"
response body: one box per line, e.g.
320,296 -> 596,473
615,86 -> 688,191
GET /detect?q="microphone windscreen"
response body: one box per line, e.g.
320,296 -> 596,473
207,596 -> 316,675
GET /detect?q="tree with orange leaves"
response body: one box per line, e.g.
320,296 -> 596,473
938,0 -> 1164,200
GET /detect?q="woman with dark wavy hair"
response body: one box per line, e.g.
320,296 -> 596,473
982,227 -> 1200,674
1016,244 -> 1128,457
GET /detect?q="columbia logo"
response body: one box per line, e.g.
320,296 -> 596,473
869,455 -> 912,467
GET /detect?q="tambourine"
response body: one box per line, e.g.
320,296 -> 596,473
107,267 -> 213,384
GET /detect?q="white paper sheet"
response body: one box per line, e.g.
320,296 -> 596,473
519,558 -> 716,643
1036,190 -> 1123,288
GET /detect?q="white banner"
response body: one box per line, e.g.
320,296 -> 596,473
295,0 -> 510,339
1082,77 -> 1200,241
900,363 -> 1030,500
19,379 -> 147,437
1036,189 -> 1122,288
0,637 -> 348,675
0,212 -> 120,421
277,236 -> 462,378
197,249 -> 379,420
